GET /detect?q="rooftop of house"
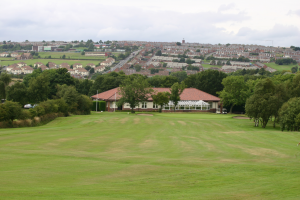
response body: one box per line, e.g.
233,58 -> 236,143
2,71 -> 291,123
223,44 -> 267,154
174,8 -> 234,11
60,63 -> 70,66
22,66 -> 33,70
91,87 -> 220,102
38,65 -> 48,69
76,68 -> 88,72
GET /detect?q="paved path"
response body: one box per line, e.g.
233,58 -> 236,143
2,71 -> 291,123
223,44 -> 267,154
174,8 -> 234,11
108,50 -> 141,73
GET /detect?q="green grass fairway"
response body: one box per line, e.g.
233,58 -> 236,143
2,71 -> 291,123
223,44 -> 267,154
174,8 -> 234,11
265,62 -> 298,71
0,113 -> 300,199
1,59 -> 105,67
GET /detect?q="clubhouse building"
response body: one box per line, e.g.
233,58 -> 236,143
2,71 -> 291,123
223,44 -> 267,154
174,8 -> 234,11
91,87 -> 220,112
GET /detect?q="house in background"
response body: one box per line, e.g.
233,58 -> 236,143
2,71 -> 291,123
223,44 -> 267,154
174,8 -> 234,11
91,87 -> 220,112
0,52 -> 10,57
86,63 -> 96,68
11,52 -> 19,57
38,65 -> 49,71
75,68 -> 89,76
21,66 -> 34,74
11,67 -> 22,74
49,62 -> 57,69
60,63 -> 70,68
95,66 -> 106,73
73,63 -> 83,68
100,57 -> 115,67
16,53 -> 33,60
17,62 -> 26,67
34,62 -> 44,68
6,64 -> 19,72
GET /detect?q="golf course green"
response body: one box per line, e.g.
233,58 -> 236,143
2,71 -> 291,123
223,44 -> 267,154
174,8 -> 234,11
0,112 -> 299,199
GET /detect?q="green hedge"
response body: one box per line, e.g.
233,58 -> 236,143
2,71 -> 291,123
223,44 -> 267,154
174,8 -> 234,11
99,101 -> 106,111
91,101 -> 106,111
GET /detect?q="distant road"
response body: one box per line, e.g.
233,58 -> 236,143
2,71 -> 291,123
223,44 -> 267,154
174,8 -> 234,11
108,50 -> 141,73
205,52 -> 215,59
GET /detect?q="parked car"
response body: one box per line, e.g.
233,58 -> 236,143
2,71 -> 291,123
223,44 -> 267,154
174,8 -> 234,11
24,104 -> 33,109
216,108 -> 227,114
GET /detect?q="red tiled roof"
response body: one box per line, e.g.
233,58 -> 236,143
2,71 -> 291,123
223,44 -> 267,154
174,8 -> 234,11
91,87 -> 220,102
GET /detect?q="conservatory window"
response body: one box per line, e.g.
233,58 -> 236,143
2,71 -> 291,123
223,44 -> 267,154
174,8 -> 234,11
142,102 -> 147,108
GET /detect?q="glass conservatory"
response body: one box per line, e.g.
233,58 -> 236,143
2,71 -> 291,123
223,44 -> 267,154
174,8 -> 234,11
163,100 -> 210,111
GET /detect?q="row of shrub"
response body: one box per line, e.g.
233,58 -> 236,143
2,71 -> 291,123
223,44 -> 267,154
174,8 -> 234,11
0,96 -> 92,128
91,101 -> 106,111
0,113 -> 65,128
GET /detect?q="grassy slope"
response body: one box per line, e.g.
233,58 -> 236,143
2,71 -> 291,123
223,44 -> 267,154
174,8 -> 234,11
264,62 -> 298,71
0,113 -> 299,199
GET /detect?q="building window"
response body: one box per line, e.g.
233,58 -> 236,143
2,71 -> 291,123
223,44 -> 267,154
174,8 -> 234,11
142,102 -> 147,109
153,103 -> 158,109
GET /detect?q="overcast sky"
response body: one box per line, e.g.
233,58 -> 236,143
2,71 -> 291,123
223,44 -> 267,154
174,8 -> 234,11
1,0 -> 299,47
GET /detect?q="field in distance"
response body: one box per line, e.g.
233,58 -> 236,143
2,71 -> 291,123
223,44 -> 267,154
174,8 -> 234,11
1,58 -> 105,67
0,113 -> 299,199
265,62 -> 298,71
38,52 -> 121,60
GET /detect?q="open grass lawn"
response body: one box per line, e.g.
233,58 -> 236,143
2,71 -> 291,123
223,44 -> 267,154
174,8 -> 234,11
0,58 -> 16,61
1,59 -> 105,67
38,52 -> 107,60
264,62 -> 298,71
0,112 -> 299,199
202,64 -> 222,69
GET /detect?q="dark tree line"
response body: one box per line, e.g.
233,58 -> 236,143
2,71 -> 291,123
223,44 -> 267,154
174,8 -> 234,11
275,58 -> 297,65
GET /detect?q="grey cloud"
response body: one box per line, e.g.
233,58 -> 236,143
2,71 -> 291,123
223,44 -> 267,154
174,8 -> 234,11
218,3 -> 236,12
235,24 -> 300,46
0,2 -> 298,46
287,9 -> 300,17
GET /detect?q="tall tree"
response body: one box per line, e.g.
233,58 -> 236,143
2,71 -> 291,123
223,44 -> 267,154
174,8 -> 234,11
118,76 -> 153,113
56,84 -> 80,112
75,79 -> 93,96
23,68 -> 43,87
0,101 -> 22,122
44,68 -> 76,98
155,50 -> 162,56
218,76 -> 250,113
245,78 -> 276,128
0,81 -> 5,100
170,71 -> 187,82
0,73 -> 12,99
245,95 -> 261,127
184,70 -> 227,96
89,72 -> 125,96
289,73 -> 300,97
152,92 -> 170,113
28,74 -> 50,104
6,82 -> 28,106
169,82 -> 185,112
269,83 -> 289,127
279,97 -> 300,131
